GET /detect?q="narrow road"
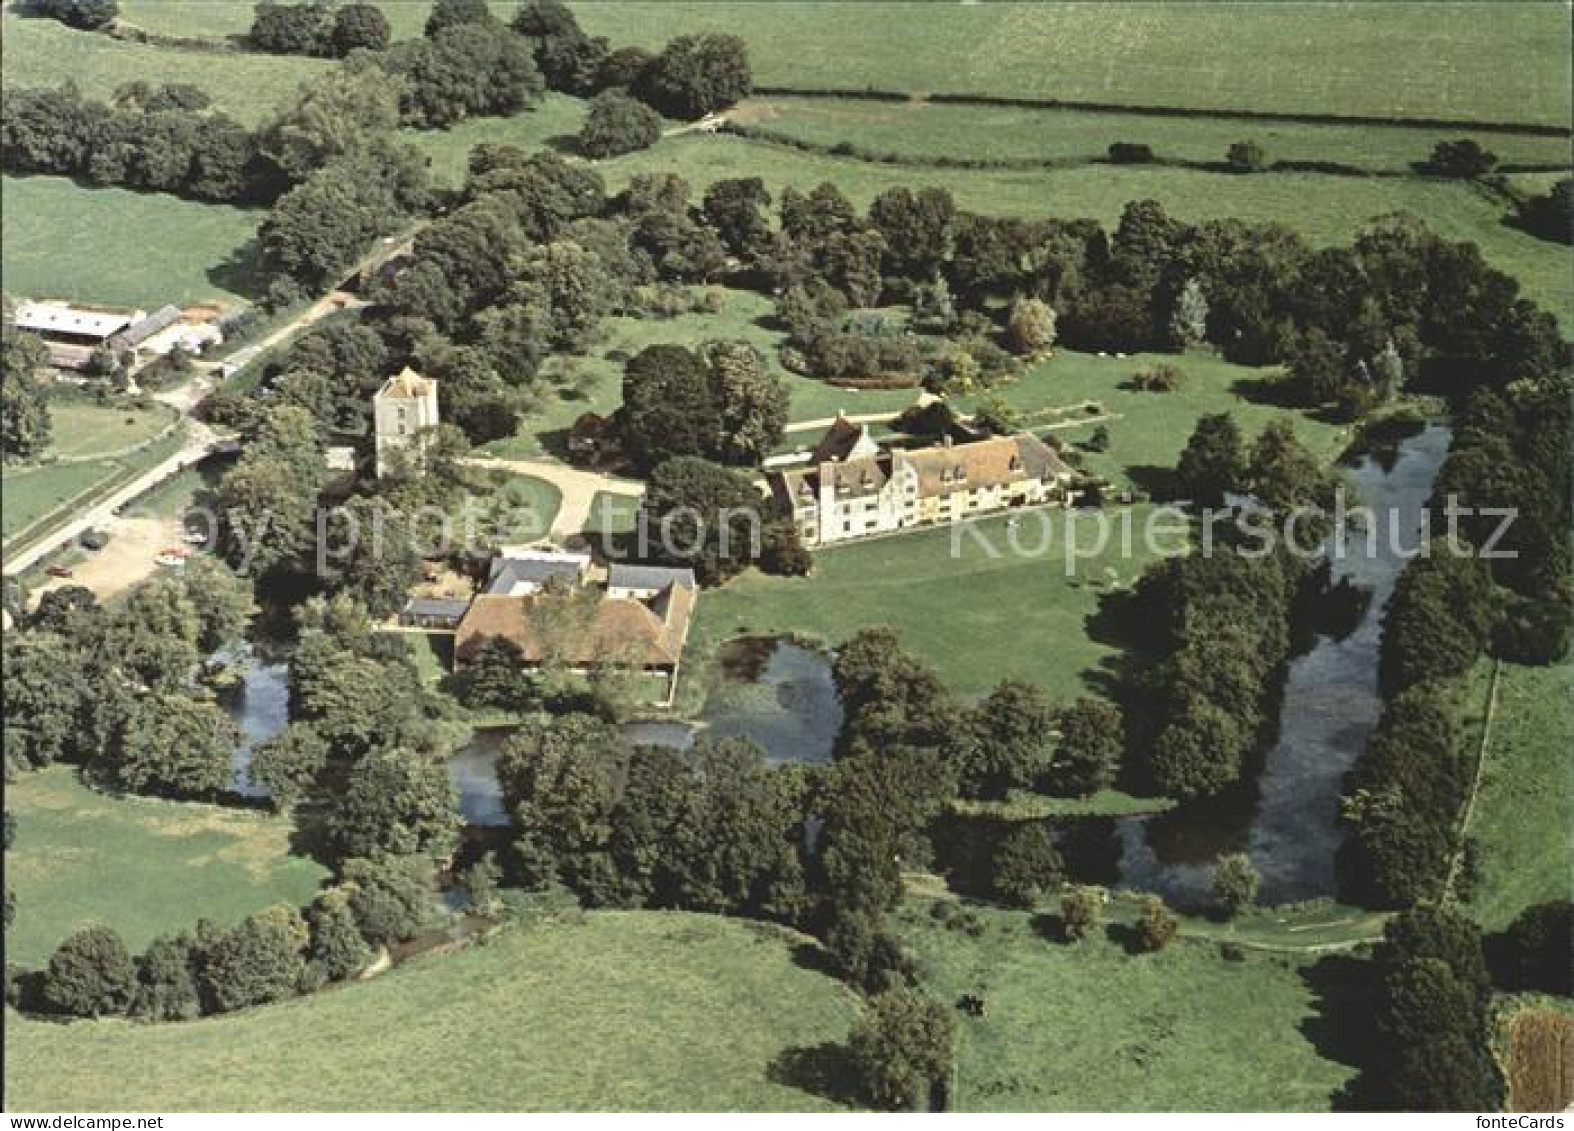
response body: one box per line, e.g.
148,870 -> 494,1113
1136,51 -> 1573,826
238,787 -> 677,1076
459,455 -> 645,539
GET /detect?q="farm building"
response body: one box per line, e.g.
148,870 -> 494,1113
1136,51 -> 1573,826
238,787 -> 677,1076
10,300 -> 142,370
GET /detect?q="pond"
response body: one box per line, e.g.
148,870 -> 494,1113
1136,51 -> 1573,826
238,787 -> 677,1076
225,637 -> 841,829
1110,422 -> 1453,907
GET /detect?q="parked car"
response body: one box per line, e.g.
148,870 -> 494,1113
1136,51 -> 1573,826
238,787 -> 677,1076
45,565 -> 73,578
155,552 -> 186,569
79,531 -> 109,550
181,530 -> 208,545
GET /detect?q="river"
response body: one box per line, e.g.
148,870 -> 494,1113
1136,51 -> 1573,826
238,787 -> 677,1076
1112,422 -> 1452,907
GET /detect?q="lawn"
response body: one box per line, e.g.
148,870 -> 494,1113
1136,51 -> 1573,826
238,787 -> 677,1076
1,176 -> 266,309
402,94 -> 591,189
742,96 -> 1573,174
1,9 -> 329,126
35,400 -> 177,461
692,505 -> 1168,702
1462,659 -> 1574,932
3,910 -> 862,1111
3,766 -> 328,967
898,899 -> 1356,1111
576,1 -> 1570,127
1,428 -> 185,545
605,136 -> 1572,327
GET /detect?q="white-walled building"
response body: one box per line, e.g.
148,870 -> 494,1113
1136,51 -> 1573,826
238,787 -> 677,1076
373,367 -> 440,477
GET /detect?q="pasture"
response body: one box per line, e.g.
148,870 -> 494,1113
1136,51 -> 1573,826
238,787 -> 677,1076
1,428 -> 185,545
1,176 -> 265,309
402,94 -> 590,188
0,9 -> 328,125
739,95 -> 1573,174
4,766 -> 328,967
3,911 -> 862,1111
899,899 -> 1356,1111
576,2 -> 1571,127
39,400 -> 178,461
1462,660 -> 1574,932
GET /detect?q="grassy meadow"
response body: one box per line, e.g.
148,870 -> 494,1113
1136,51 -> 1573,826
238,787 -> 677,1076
1,428 -> 186,545
3,911 -> 862,1111
898,899 -> 1357,1111
740,95 -> 1573,173
576,2 -> 1570,127
1,176 -> 265,309
1462,660 -> 1574,932
39,400 -> 178,460
4,766 -> 328,967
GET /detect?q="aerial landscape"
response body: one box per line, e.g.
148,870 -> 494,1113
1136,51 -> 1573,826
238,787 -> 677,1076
1,0 -> 1570,1115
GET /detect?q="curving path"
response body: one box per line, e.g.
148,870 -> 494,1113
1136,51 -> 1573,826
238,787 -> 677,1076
459,455 -> 645,539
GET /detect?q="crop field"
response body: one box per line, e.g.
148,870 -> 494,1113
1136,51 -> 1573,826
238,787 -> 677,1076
576,2 -> 1571,128
897,900 -> 1356,1111
0,10 -> 329,125
4,766 -> 328,967
1,176 -> 266,309
4,911 -> 862,1111
740,96 -> 1573,174
605,136 -> 1572,326
1462,660 -> 1574,932
1502,1004 -> 1574,1113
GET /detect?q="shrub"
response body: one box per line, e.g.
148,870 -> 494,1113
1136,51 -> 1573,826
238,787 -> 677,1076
1060,886 -> 1103,942
1107,142 -> 1155,164
848,987 -> 955,1111
343,856 -> 435,946
1133,896 -> 1178,953
131,933 -> 201,1022
1421,139 -> 1498,179
990,823 -> 1063,908
308,888 -> 373,982
1226,140 -> 1266,173
1211,853 -> 1260,917
44,926 -> 135,1018
1129,364 -> 1185,392
578,90 -> 663,158
198,905 -> 308,1013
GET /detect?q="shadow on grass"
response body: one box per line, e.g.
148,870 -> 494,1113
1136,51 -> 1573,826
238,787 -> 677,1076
207,238 -> 269,301
1298,952 -> 1379,1110
768,1040 -> 863,1108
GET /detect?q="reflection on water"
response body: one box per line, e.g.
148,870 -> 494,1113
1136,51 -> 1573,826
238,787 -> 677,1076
1115,423 -> 1453,907
227,652 -> 289,799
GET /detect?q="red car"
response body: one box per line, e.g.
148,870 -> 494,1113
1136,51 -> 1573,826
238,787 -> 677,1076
45,565 -> 73,578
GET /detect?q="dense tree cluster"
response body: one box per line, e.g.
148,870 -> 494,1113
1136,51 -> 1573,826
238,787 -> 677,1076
17,0 -> 117,30
1516,176 -> 1571,245
2,561 -> 255,797
577,88 -> 663,158
1354,906 -> 1502,1111
1,328 -> 52,460
638,456 -> 807,584
249,2 -> 391,57
618,340 -> 787,470
848,987 -> 955,1110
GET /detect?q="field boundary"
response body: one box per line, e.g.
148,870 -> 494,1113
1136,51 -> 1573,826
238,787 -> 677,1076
1444,657 -> 1505,904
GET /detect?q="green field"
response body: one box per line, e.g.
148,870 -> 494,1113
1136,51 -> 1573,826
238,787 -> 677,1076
1,424 -> 187,545
402,93 -> 591,188
116,0 -> 478,42
900,899 -> 1356,1111
577,2 -> 1571,127
604,136 -> 1572,326
743,95 -> 1572,173
1463,660 -> 1574,932
1,176 -> 265,309
35,400 -> 177,461
1,10 -> 329,125
4,766 -> 328,967
4,911 -> 862,1111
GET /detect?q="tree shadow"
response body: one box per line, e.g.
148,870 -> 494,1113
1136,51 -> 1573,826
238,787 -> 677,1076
207,238 -> 269,301
1229,374 -> 1304,408
1298,952 -> 1379,1110
543,134 -> 584,157
768,1041 -> 864,1108
1125,463 -> 1178,501
1104,920 -> 1144,955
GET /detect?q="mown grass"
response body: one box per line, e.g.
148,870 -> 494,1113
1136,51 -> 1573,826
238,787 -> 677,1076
605,136 -> 1572,327
1462,660 -> 1574,932
899,899 -> 1356,1111
1,176 -> 265,309
1,426 -> 186,545
4,766 -> 328,967
401,93 -> 590,189
36,400 -> 177,461
1,9 -> 329,125
3,910 -> 862,1111
742,96 -> 1573,174
576,1 -> 1570,127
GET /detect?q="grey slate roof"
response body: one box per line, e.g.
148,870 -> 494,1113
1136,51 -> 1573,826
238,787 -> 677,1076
607,564 -> 698,592
487,557 -> 586,594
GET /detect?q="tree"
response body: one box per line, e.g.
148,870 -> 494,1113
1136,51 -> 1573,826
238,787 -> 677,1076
966,680 -> 1053,798
1149,697 -> 1249,799
498,713 -> 626,891
1246,417 -> 1335,518
248,723 -> 329,808
23,0 -> 118,30
107,692 -> 240,800
1053,697 -> 1123,796
328,747 -> 460,863
1168,276 -> 1210,347
453,637 -> 542,714
703,177 -> 773,261
342,855 -> 434,945
578,89 -> 662,158
389,22 -> 543,128
619,343 -> 719,470
216,405 -> 328,577
990,822 -> 1063,908
1423,139 -> 1498,179
1,327 -> 51,460
1133,895 -> 1178,953
1,635 -> 92,768
636,33 -> 751,118
1516,177 -> 1571,244
424,0 -> 495,36
1378,546 -> 1495,694
131,933 -> 201,1021
1490,901 -> 1572,995
1174,412 -> 1244,507
1211,853 -> 1260,917
260,64 -> 402,181
331,3 -> 390,54
307,888 -> 372,982
249,2 -> 331,55
848,988 -> 955,1111
198,904 -> 308,1013
1005,295 -> 1057,355
1226,140 -> 1265,173
704,340 -> 788,465
1060,886 -> 1102,942
45,926 -> 136,1017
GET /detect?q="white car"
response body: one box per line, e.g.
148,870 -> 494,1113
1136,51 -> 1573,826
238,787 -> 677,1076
181,530 -> 208,545
155,552 -> 187,568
